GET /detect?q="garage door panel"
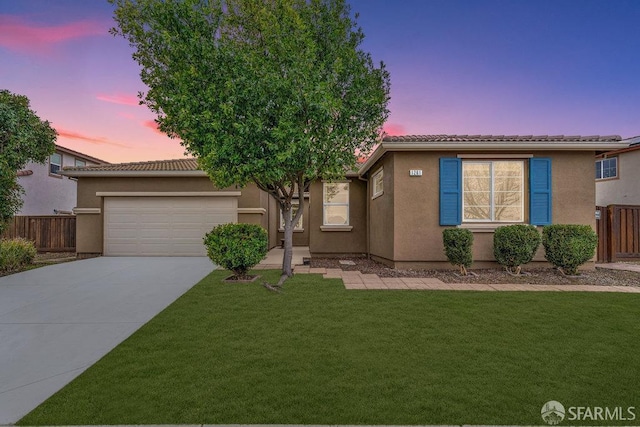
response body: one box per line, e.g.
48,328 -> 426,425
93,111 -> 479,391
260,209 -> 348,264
104,196 -> 238,256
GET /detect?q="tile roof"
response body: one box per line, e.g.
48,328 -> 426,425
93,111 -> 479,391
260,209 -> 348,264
382,134 -> 622,143
55,144 -> 109,164
63,158 -> 199,172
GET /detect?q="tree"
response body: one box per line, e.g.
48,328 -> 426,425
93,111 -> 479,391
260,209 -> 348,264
110,0 -> 390,281
0,90 -> 57,233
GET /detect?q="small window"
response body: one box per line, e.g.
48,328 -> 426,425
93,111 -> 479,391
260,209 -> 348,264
75,159 -> 86,167
372,168 -> 383,198
596,157 -> 617,180
280,203 -> 303,231
49,153 -> 62,175
323,182 -> 349,225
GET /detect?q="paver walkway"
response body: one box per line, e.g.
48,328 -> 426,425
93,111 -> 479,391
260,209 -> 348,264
293,266 -> 640,293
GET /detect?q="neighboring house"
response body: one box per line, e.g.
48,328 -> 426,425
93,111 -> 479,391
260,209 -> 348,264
595,136 -> 640,206
63,135 -> 626,267
17,144 -> 108,216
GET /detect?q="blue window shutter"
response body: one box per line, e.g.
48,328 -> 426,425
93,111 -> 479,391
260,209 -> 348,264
529,158 -> 552,225
440,158 -> 462,225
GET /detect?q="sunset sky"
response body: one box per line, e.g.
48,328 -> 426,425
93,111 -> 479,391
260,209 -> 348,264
2,0 -> 639,163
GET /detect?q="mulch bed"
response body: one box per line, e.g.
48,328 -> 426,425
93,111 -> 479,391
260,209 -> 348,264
311,257 -> 640,287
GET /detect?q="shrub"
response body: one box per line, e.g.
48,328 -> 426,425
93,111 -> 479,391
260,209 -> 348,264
442,228 -> 473,275
493,224 -> 541,275
0,238 -> 37,273
203,223 -> 268,278
542,224 -> 598,276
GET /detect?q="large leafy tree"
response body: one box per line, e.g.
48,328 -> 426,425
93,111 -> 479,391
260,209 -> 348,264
110,0 -> 390,279
0,90 -> 57,233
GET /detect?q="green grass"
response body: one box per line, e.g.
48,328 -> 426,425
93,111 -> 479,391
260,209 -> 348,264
20,270 -> 640,425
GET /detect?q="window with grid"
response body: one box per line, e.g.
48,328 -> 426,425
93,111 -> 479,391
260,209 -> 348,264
462,161 -> 524,222
323,182 -> 349,225
280,203 -> 303,230
49,153 -> 62,175
595,157 -> 617,180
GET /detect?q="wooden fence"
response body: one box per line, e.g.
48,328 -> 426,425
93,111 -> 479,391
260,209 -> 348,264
596,205 -> 640,262
1,216 -> 76,252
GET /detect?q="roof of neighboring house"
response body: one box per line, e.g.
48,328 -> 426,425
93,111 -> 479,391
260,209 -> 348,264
55,144 -> 109,165
596,135 -> 640,158
359,134 -> 630,175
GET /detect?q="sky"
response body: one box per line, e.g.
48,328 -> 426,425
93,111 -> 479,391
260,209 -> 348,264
1,0 -> 639,164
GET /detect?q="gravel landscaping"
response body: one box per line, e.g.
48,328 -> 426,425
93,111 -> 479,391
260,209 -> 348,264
311,256 -> 640,287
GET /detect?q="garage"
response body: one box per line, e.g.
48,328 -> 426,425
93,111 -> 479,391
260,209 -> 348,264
104,196 -> 238,256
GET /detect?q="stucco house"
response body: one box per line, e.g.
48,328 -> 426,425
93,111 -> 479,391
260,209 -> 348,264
595,136 -> 640,206
63,134 -> 626,267
18,144 -> 108,215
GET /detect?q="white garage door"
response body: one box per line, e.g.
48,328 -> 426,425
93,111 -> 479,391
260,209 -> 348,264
104,196 -> 237,256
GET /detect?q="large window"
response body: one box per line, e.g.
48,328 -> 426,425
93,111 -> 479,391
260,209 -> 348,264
49,153 -> 62,175
463,161 -> 524,222
280,203 -> 303,231
323,182 -> 349,225
595,157 -> 617,180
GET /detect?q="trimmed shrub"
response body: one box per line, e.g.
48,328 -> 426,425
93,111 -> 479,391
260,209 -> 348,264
542,224 -> 598,276
443,228 -> 473,275
204,223 -> 268,278
0,238 -> 37,273
493,224 -> 541,274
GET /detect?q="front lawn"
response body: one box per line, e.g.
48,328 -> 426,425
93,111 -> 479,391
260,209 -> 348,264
20,270 -> 640,425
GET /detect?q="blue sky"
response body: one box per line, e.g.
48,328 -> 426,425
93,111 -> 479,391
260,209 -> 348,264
1,0 -> 639,162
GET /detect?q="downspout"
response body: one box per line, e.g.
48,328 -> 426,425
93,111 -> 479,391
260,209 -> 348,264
358,174 -> 370,258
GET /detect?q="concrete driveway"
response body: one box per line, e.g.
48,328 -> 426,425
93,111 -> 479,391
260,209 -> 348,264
0,256 -> 215,424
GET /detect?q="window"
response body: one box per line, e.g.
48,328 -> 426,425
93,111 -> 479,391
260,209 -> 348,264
49,153 -> 62,175
372,168 -> 383,198
462,160 -> 524,222
596,157 -> 617,180
280,203 -> 303,231
323,182 -> 349,225
75,159 -> 86,167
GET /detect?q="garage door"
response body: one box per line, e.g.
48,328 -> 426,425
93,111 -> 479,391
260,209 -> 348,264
104,196 -> 237,256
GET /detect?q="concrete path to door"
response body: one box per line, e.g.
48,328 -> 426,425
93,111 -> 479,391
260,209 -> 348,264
0,256 -> 215,424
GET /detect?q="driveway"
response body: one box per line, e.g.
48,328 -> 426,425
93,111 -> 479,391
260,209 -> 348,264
0,256 -> 214,424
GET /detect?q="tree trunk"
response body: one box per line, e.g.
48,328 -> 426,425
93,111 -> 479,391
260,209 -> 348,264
282,205 -> 294,277
280,195 -> 305,278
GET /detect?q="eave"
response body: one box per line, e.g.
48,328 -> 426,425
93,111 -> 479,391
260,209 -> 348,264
358,141 -> 630,176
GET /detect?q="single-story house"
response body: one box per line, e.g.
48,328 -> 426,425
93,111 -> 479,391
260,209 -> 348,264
18,144 -> 108,215
63,134 -> 627,268
596,136 -> 640,206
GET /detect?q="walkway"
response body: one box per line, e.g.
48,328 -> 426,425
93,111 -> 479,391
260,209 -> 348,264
293,266 -> 640,293
258,248 -> 640,293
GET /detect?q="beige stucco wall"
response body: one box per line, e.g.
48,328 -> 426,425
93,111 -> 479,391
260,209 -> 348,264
368,153 -> 394,263
596,150 -> 640,206
367,150 -> 597,268
308,178 -> 367,255
74,177 -> 269,256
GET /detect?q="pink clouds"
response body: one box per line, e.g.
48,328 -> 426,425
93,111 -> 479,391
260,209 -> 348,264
0,15 -> 106,55
143,119 -> 164,135
97,93 -> 141,106
56,127 -> 129,148
383,122 -> 406,136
